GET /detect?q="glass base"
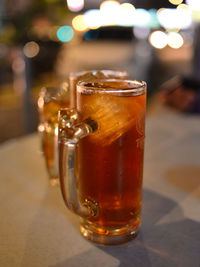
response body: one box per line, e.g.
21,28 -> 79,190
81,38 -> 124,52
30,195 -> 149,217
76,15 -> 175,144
80,217 -> 140,246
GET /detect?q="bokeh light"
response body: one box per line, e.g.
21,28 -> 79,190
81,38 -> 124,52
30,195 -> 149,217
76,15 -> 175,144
186,0 -> 200,10
157,8 -> 192,29
148,9 -> 160,28
177,3 -> 191,12
167,32 -> 184,48
100,0 -> 120,11
192,11 -> 200,21
23,41 -> 40,58
133,27 -> 150,40
118,3 -> 136,26
120,3 -> 135,11
149,31 -> 168,49
67,0 -> 84,12
12,57 -> 25,73
57,26 -> 74,42
186,0 -> 200,21
133,9 -> 151,28
83,10 -> 101,29
100,0 -> 120,25
168,0 -> 183,5
72,15 -> 88,31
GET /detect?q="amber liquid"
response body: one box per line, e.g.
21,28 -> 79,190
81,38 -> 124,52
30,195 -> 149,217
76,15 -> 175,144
42,99 -> 69,175
42,130 -> 56,175
77,89 -> 146,228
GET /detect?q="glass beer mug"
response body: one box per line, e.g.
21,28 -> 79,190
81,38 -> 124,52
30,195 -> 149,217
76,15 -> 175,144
58,79 -> 146,245
38,85 -> 69,186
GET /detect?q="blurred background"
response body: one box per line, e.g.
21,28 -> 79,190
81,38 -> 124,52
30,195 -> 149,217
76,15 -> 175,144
0,0 -> 199,143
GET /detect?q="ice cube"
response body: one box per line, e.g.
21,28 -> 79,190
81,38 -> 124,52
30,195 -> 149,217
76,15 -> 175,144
82,93 -> 146,146
43,101 -> 61,124
72,70 -> 127,84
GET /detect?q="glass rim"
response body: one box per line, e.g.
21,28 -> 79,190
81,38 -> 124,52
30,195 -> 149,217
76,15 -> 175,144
77,79 -> 146,95
69,69 -> 128,79
38,86 -> 69,103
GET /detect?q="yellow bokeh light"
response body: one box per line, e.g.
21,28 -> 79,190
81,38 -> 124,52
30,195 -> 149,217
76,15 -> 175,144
23,41 -> 40,58
72,15 -> 88,31
177,3 -> 191,11
167,32 -> 184,49
120,3 -> 135,11
168,0 -> 183,5
99,1 -> 120,26
192,10 -> 200,21
118,2 -> 136,26
149,31 -> 168,49
156,8 -> 165,17
100,0 -> 120,11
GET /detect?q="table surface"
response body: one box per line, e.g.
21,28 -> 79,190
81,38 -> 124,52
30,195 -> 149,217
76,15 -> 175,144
1,111 -> 200,267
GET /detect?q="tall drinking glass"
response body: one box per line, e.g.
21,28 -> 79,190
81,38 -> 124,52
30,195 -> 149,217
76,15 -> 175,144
58,79 -> 146,245
69,70 -> 127,108
38,86 -> 69,186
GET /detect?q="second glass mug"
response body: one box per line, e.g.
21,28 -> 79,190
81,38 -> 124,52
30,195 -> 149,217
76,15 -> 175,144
38,85 -> 69,186
58,79 -> 146,245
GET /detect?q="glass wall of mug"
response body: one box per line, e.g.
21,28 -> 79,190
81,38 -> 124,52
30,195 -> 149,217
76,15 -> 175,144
38,85 -> 69,186
69,70 -> 128,108
58,79 -> 146,245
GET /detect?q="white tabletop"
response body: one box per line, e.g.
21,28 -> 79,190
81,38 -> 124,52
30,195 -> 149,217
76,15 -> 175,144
1,112 -> 200,267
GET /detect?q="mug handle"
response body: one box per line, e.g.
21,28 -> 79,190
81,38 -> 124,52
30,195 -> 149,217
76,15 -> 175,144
58,108 -> 99,218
